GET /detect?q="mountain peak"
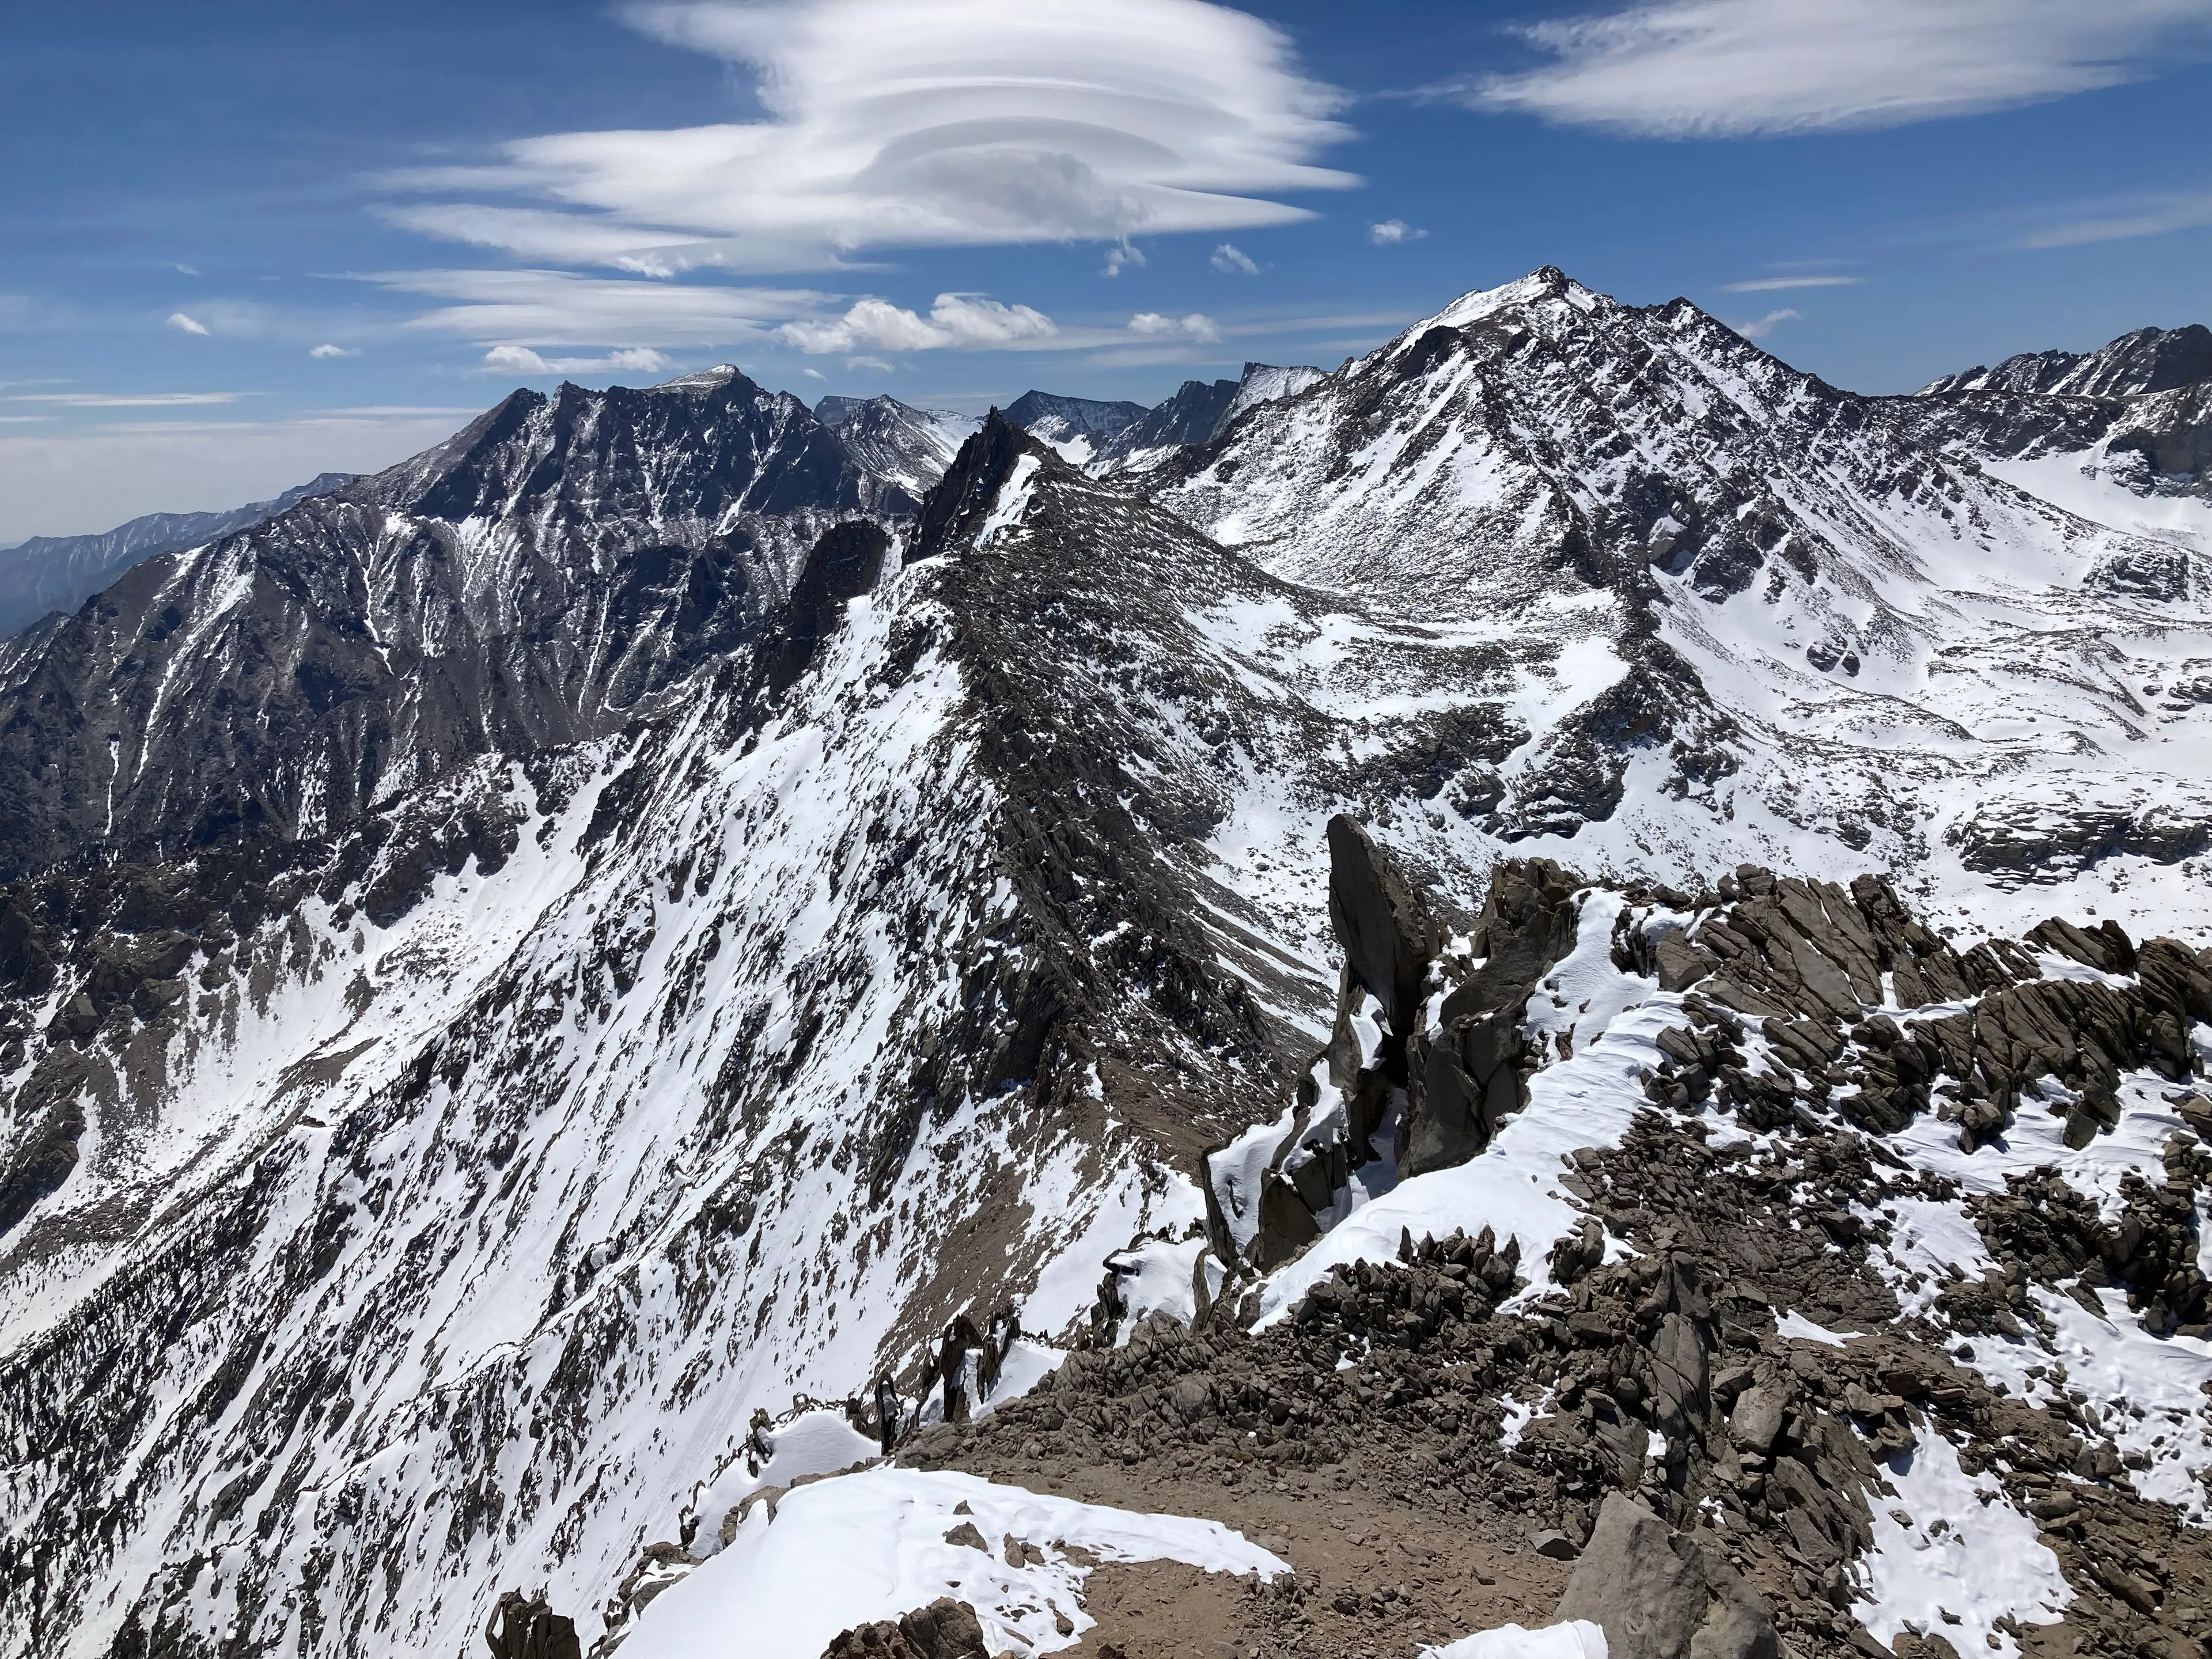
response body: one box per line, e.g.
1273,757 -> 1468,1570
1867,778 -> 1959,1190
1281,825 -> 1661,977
655,362 -> 745,391
1419,265 -> 1603,335
1922,321 -> 2212,399
908,408 -> 1054,562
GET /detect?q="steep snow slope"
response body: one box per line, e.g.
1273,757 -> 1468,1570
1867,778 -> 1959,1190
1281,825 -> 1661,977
0,423 -> 1382,1657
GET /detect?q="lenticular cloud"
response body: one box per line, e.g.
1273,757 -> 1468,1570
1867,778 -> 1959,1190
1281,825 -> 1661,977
1457,0 -> 2212,138
382,0 -> 1357,274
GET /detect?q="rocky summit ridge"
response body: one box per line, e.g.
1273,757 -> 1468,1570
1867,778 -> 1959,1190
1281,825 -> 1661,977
1,270 -> 2211,1659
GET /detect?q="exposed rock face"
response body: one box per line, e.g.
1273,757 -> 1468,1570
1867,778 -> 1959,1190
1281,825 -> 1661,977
0,368 -> 908,877
1325,813 -> 1434,1040
1403,859 -> 1581,1179
821,1598 -> 988,1659
484,1591 -> 582,1659
1092,377 -> 1242,469
1088,363 -> 1324,472
1616,863 -> 2212,1160
1205,830 -> 1581,1271
1556,1493 -> 1779,1659
815,395 -> 981,498
1923,324 -> 2212,399
1002,391 -> 1149,461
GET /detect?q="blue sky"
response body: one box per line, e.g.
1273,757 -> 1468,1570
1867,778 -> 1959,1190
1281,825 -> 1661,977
3,0 -> 2210,542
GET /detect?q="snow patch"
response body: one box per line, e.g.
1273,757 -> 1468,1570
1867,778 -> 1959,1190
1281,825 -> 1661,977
1775,1311 -> 1862,1347
1425,1622 -> 1609,1659
620,1466 -> 1288,1659
1854,1430 -> 2070,1659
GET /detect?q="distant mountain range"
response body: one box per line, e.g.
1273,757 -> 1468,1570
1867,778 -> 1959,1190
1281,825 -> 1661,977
0,364 -> 1328,644
0,472 -> 353,638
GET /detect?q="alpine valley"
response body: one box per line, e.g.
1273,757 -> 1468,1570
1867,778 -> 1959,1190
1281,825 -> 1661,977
5,268 -> 2212,1659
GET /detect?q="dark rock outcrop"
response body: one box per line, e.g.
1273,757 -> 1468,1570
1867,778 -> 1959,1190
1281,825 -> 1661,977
1556,1493 -> 1779,1659
1402,859 -> 1579,1179
1324,813 -> 1434,1039
484,1590 -> 582,1659
821,1597 -> 989,1659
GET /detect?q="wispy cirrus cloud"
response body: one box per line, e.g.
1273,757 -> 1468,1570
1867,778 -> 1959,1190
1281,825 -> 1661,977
2014,190 -> 2212,248
378,0 -> 1357,276
1720,275 -> 1863,291
166,311 -> 211,335
372,268 -> 827,347
7,391 -> 247,408
1446,0 -> 2212,137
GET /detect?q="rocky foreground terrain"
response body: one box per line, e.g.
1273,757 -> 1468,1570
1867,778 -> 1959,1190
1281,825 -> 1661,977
2,271 -> 2211,1659
578,830 -> 2212,1659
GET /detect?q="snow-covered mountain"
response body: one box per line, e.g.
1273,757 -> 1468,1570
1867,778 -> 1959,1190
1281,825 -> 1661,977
1923,323 -> 2212,399
1089,361 -> 1325,474
6,270 -> 2212,1659
1152,266 -> 2212,935
1000,390 -> 1150,464
815,395 -> 982,498
0,471 -> 353,639
0,366 -> 913,878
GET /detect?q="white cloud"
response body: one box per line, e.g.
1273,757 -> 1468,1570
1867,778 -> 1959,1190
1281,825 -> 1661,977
2016,190 -> 2212,248
844,355 -> 893,373
309,343 -> 360,358
1211,242 -> 1259,274
7,391 -> 245,408
1368,219 -> 1427,244
1456,0 -> 2212,137
167,311 -> 210,335
1727,308 -> 1801,340
374,204 -> 729,278
378,0 -> 1356,272
802,368 -> 825,380
1721,275 -> 1862,291
1102,241 -> 1147,278
480,345 -> 676,376
777,292 -> 1057,354
1128,311 -> 1222,342
374,268 -> 825,347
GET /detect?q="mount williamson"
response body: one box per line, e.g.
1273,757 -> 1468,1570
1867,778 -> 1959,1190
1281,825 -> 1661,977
5,268 -> 2212,1659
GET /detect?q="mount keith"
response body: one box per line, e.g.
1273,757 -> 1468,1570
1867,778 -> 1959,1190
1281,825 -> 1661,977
0,270 -> 2210,1659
